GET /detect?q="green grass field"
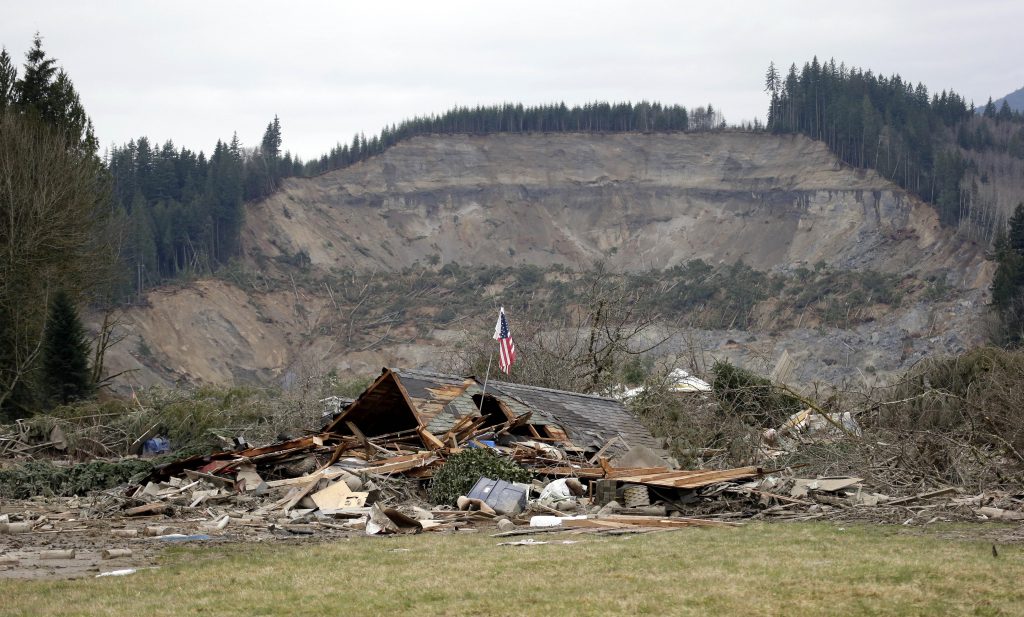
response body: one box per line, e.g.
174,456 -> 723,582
3,522 -> 1022,616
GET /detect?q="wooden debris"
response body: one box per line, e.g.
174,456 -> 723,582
102,549 -> 132,559
124,503 -> 173,517
887,487 -> 958,506
310,479 -> 368,510
111,529 -> 138,537
0,522 -> 31,534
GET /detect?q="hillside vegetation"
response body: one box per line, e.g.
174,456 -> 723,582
768,58 -> 1024,244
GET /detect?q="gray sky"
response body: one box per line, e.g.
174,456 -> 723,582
3,0 -> 1022,161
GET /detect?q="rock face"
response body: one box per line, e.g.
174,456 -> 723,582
245,132 -> 982,283
103,132 -> 991,390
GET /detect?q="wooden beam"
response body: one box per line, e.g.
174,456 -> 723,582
417,427 -> 445,451
346,420 -> 375,459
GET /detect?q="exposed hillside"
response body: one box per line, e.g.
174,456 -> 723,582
244,132 -> 981,281
100,132 -> 991,391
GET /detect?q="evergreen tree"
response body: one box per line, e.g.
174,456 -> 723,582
984,97 -> 997,118
261,115 -> 282,159
40,290 -> 93,406
1008,202 -> 1024,255
0,48 -> 15,113
992,203 -> 1024,346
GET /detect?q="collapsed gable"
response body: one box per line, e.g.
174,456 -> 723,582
325,368 -> 665,460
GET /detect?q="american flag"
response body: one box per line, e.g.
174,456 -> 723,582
493,307 -> 516,375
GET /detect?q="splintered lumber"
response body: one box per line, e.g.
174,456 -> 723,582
360,453 -> 437,475
346,421 -> 376,458
281,478 -> 321,513
887,487 -> 958,506
442,416 -> 486,445
184,469 -> 236,491
531,467 -> 606,479
587,436 -> 629,465
124,502 -> 173,517
562,516 -> 736,530
150,433 -> 340,480
265,467 -> 348,488
609,466 -> 763,489
417,427 -> 446,451
495,411 -> 533,437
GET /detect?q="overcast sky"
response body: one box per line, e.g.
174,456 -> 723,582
3,1 -> 1022,160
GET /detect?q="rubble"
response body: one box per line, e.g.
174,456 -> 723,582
3,365 -> 1023,580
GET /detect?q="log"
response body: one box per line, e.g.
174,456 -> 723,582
102,549 -> 133,559
0,522 -> 31,534
124,502 -> 174,517
111,529 -> 139,537
39,549 -> 76,559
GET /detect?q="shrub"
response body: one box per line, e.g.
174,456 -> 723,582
711,360 -> 804,427
0,458 -> 155,499
428,448 -> 531,506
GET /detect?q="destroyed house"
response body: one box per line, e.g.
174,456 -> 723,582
324,368 -> 665,459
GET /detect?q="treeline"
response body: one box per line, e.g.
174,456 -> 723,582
117,100 -> 722,288
303,101 -> 720,175
108,117 -> 306,287
766,57 -> 1024,231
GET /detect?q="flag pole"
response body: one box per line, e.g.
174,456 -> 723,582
478,351 -> 494,413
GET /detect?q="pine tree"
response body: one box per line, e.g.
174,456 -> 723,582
40,290 -> 93,406
993,204 -> 1024,346
15,33 -> 58,118
0,47 -> 16,113
984,97 -> 997,119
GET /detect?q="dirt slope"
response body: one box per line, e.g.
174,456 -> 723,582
244,132 -> 982,283
100,132 -> 992,391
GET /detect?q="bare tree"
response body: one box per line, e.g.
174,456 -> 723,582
0,112 -> 114,415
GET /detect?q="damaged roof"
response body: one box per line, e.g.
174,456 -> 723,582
326,367 -> 666,457
486,380 -> 665,453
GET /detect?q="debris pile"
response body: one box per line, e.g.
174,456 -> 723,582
4,365 -> 1024,578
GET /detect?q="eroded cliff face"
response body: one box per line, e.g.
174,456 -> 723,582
244,132 -> 983,284
101,132 -> 991,391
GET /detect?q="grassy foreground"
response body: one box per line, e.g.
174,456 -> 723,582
3,522 -> 1022,616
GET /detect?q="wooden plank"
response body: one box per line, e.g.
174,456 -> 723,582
360,453 -> 437,475
346,420 -> 375,459
312,480 -> 368,510
530,467 -> 606,479
184,469 -> 236,490
607,470 -> 684,482
587,436 -> 627,465
611,466 -> 762,488
887,487 -> 957,506
264,468 -> 347,488
417,427 -> 445,451
281,478 -> 320,513
596,515 -> 737,528
310,479 -> 352,510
